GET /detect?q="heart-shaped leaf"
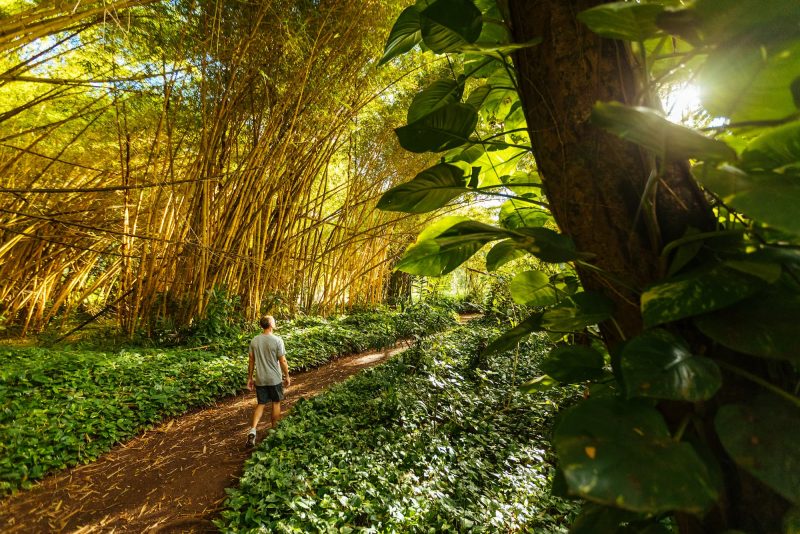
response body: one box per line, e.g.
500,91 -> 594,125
554,397 -> 720,513
694,164 -> 800,236
641,264 -> 765,328
379,6 -> 422,65
377,163 -> 468,213
620,329 -> 721,401
716,394 -> 800,504
592,101 -> 736,161
395,103 -> 478,153
741,121 -> 800,171
578,2 -> 665,42
542,292 -> 614,332
483,313 -> 544,355
485,239 -> 526,271
419,0 -> 483,53
542,345 -> 606,383
407,78 -> 465,124
515,227 -> 578,263
509,270 -> 556,306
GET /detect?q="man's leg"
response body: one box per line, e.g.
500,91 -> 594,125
270,401 -> 281,429
250,403 -> 266,429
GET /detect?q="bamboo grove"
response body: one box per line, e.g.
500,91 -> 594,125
0,0 -> 433,336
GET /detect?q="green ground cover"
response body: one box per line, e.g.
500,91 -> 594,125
0,304 -> 456,494
220,322 -> 582,533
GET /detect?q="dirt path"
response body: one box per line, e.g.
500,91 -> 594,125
0,342 -> 415,533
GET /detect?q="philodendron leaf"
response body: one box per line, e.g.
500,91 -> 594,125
741,121 -> 800,171
641,264 -> 765,328
485,239 -> 525,271
698,40 -> 800,122
554,397 -> 720,514
578,2 -> 664,42
407,78 -> 465,124
519,374 -> 557,393
695,287 -> 800,362
694,164 -> 800,236
716,394 -> 800,504
484,312 -> 544,355
509,270 -> 556,306
419,0 -> 483,53
396,220 -> 509,276
377,163 -> 467,213
498,198 -> 549,230
592,101 -> 736,161
379,6 -> 422,64
542,292 -> 614,332
515,226 -> 578,263
542,345 -> 606,383
395,103 -> 478,153
620,329 -> 721,401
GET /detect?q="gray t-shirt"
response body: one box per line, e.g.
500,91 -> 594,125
249,333 -> 286,386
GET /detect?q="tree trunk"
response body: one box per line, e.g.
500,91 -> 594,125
507,0 -> 790,531
507,0 -> 713,343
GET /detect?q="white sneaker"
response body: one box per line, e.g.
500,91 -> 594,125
246,429 -> 256,448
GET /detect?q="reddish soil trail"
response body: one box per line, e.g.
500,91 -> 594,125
0,343 -> 415,533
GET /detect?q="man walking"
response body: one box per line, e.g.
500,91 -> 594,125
246,315 -> 290,447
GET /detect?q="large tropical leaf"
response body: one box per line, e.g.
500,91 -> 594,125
395,220 -> 509,276
694,286 -> 800,362
592,102 -> 736,161
379,6 -> 422,65
542,292 -> 614,332
716,394 -> 800,504
485,239 -> 526,271
419,0 -> 483,53
377,163 -> 468,213
509,270 -> 556,306
620,329 -> 721,401
515,226 -> 578,263
498,198 -> 549,230
554,397 -> 720,513
640,264 -> 765,328
698,40 -> 800,122
741,121 -> 800,171
483,312 -> 544,355
542,345 -> 606,383
578,2 -> 664,42
395,103 -> 478,153
694,164 -> 800,236
407,78 -> 465,124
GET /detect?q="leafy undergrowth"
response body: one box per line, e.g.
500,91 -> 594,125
0,303 -> 456,495
219,322 -> 582,533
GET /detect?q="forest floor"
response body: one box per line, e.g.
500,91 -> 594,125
0,329 -> 450,533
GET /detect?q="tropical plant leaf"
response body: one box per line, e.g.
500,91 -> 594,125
379,6 -> 422,64
515,226 -> 578,263
419,0 -> 483,53
407,78 -> 465,124
483,312 -> 544,355
498,198 -> 549,230
377,163 -> 468,213
592,101 -> 736,161
698,40 -> 800,122
509,270 -> 556,306
396,220 -> 509,276
519,374 -> 557,393
542,345 -> 606,383
741,121 -> 800,171
542,292 -> 614,332
694,287 -> 800,362
578,2 -> 664,42
569,503 -> 642,534
554,397 -> 720,514
395,103 -> 478,153
620,329 -> 721,401
485,239 -> 525,271
716,394 -> 800,504
641,264 -> 765,328
694,164 -> 800,236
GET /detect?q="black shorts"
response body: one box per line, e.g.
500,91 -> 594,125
255,383 -> 284,404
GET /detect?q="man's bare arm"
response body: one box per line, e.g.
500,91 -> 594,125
279,355 -> 291,387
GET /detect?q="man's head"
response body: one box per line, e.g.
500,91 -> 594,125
259,315 -> 276,331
